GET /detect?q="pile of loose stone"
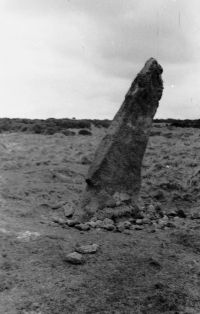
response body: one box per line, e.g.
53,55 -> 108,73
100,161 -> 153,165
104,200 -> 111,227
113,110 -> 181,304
52,203 -> 198,234
51,203 -> 200,265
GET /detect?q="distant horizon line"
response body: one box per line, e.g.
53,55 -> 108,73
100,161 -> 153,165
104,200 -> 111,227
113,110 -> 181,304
0,116 -> 199,121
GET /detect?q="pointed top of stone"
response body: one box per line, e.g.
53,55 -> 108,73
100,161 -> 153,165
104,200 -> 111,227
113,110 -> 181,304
78,58 -> 164,221
140,58 -> 163,76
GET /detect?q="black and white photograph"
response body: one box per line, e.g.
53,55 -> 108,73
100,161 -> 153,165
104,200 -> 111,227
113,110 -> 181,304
0,0 -> 200,313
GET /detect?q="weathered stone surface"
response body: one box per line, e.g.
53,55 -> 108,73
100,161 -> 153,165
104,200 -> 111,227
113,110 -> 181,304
190,209 -> 200,220
52,216 -> 66,225
75,244 -> 99,254
135,219 -> 143,225
117,221 -> 132,232
133,225 -> 144,231
64,252 -> 85,265
142,217 -> 151,224
101,218 -> 115,230
75,223 -> 90,231
63,203 -> 75,218
66,219 -> 80,227
87,220 -> 98,228
81,58 -> 163,220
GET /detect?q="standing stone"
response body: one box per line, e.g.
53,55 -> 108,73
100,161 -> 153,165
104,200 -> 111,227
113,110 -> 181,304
80,58 -> 163,220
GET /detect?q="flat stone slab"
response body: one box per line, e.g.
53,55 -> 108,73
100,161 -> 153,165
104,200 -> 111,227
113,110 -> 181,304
75,244 -> 99,254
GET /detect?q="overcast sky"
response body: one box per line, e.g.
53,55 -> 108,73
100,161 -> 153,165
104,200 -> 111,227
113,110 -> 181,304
0,0 -> 199,119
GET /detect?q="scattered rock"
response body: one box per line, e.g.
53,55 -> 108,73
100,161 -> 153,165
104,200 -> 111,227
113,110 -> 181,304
167,210 -> 177,217
87,221 -> 98,228
147,203 -> 163,220
101,218 -> 115,231
173,217 -> 184,226
113,192 -> 131,205
157,219 -> 167,229
163,226 -> 169,231
66,219 -> 80,227
117,221 -> 131,232
75,244 -> 99,254
176,209 -> 187,218
148,204 -> 155,212
147,227 -> 156,233
63,203 -> 75,218
190,209 -> 200,220
151,189 -> 165,200
166,222 -> 176,228
75,224 -> 90,231
95,220 -> 104,228
96,228 -> 103,232
86,220 -> 103,228
64,252 -> 85,265
135,219 -> 143,225
52,217 -> 66,225
123,221 -> 132,228
123,229 -> 132,235
132,225 -> 144,231
142,217 -> 151,224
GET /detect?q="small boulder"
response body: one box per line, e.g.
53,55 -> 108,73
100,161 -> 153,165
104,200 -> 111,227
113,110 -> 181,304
52,217 -> 66,225
64,252 -> 85,265
157,219 -> 167,229
75,243 -> 99,254
167,210 -> 177,217
117,221 -> 131,232
87,220 -> 103,228
63,203 -> 75,218
166,222 -> 176,228
113,192 -> 131,205
66,219 -> 80,227
152,189 -> 165,200
176,209 -> 187,218
142,217 -> 151,224
75,223 -> 90,231
123,229 -> 132,235
101,218 -> 115,231
190,209 -> 200,220
95,220 -> 104,228
87,221 -> 98,228
162,215 -> 169,222
135,219 -> 143,225
148,204 -> 155,212
132,225 -> 144,231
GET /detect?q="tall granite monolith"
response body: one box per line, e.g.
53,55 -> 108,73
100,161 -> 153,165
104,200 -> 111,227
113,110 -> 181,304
80,58 -> 163,221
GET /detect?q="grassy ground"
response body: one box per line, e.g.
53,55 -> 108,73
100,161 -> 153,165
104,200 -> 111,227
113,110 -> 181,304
0,125 -> 200,313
